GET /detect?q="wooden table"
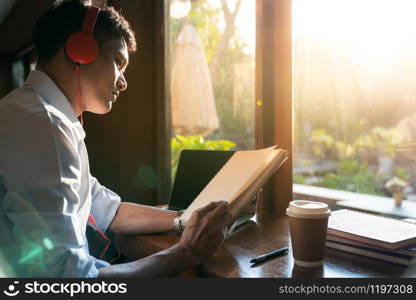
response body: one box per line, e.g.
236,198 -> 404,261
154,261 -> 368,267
119,213 -> 416,278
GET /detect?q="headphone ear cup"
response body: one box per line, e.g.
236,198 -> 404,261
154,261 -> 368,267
65,32 -> 99,65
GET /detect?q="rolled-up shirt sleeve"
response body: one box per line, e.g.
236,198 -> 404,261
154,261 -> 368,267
1,108 -> 100,277
89,176 -> 121,232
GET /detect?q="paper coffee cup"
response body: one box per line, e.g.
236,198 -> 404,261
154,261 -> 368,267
286,200 -> 331,267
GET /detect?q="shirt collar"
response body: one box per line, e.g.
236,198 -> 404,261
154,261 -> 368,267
24,70 -> 85,138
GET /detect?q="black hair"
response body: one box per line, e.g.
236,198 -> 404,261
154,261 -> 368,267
34,0 -> 137,63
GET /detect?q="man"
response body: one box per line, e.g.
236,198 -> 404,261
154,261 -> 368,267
0,0 -> 231,277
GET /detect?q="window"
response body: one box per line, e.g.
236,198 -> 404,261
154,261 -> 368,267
293,0 -> 416,216
168,0 -> 256,178
11,46 -> 36,89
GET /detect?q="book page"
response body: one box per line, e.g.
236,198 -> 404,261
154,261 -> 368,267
228,153 -> 288,217
181,146 -> 288,224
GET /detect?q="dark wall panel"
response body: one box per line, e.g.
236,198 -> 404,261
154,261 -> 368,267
0,0 -> 54,55
85,0 -> 166,205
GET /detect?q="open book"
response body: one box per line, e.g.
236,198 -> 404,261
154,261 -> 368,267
180,146 -> 289,226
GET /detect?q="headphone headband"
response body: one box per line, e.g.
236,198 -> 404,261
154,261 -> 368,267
82,6 -> 100,34
65,5 -> 100,65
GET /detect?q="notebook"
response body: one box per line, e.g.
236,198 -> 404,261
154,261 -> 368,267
327,209 -> 416,250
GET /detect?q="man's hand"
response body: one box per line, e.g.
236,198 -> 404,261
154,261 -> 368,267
177,201 -> 232,266
99,201 -> 231,278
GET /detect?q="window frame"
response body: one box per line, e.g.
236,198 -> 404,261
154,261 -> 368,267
255,0 -> 293,215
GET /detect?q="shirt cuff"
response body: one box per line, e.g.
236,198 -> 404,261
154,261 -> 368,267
90,187 -> 121,232
85,257 -> 110,278
85,265 -> 100,278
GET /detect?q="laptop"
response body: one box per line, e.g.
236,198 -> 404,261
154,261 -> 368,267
168,149 -> 235,211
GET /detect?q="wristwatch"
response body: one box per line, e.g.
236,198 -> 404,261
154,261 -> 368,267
173,210 -> 184,234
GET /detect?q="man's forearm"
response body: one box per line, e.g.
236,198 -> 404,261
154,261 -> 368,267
109,202 -> 177,234
97,244 -> 198,278
100,201 -> 230,278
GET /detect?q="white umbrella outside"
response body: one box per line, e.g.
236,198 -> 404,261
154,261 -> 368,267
171,23 -> 219,136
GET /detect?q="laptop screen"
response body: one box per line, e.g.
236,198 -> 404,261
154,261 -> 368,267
168,149 -> 235,211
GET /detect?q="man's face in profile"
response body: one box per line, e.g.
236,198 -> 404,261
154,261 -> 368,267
79,36 -> 129,114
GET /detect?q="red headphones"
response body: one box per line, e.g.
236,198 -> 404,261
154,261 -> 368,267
65,6 -> 100,65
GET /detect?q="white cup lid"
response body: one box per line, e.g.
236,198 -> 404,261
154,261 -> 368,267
286,200 -> 331,219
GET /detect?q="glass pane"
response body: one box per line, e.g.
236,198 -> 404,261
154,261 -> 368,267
169,0 -> 256,178
293,0 -> 416,215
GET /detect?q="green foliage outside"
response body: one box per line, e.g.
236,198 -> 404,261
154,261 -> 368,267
171,135 -> 236,180
394,167 -> 411,182
303,126 -> 409,196
293,174 -> 306,184
318,160 -> 383,196
354,127 -> 398,159
310,127 -> 399,162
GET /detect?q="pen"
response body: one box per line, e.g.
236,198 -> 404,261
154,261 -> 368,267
250,247 -> 289,264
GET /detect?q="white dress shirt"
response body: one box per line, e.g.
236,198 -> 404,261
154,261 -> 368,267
0,70 -> 121,277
